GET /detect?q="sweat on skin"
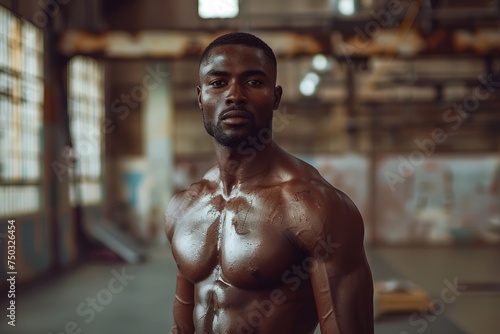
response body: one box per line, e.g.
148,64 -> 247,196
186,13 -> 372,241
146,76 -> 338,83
165,32 -> 374,334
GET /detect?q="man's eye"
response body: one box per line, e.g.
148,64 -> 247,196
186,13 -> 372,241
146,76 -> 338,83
210,80 -> 226,87
248,80 -> 262,86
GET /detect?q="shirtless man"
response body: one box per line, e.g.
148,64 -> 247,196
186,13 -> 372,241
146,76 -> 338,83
165,32 -> 373,334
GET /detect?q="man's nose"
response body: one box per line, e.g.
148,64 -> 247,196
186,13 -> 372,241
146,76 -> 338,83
225,83 -> 247,105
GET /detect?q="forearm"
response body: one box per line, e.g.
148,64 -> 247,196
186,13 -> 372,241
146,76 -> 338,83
171,297 -> 195,333
170,324 -> 191,334
313,261 -> 374,333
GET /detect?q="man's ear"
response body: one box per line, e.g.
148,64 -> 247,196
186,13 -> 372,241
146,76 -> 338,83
273,85 -> 283,110
197,86 -> 203,110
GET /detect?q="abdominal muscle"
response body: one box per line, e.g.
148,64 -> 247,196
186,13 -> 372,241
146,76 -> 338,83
192,266 -> 318,334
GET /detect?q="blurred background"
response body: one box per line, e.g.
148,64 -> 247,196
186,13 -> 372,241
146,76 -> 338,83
0,0 -> 499,333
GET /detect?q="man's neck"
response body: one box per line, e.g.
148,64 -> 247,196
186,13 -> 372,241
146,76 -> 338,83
214,139 -> 277,197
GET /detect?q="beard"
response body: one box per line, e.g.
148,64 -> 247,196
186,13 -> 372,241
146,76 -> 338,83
203,119 -> 254,147
203,114 -> 272,148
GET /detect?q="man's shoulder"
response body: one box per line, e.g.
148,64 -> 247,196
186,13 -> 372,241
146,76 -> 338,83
280,175 -> 347,220
277,154 -> 343,208
277,154 -> 363,236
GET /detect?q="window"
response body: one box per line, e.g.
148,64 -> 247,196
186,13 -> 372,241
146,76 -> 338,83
198,0 -> 239,19
0,5 -> 44,218
338,0 -> 356,16
68,56 -> 104,205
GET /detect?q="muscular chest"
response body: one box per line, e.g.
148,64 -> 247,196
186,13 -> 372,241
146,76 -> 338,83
171,194 -> 302,288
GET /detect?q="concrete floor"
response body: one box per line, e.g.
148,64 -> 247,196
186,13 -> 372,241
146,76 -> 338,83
1,246 -> 499,334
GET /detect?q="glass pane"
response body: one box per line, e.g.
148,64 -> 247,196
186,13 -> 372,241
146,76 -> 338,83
68,56 -> 104,205
0,5 -> 43,217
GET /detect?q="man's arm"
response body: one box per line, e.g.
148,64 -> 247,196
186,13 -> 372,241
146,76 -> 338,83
165,192 -> 195,333
302,189 -> 374,333
310,254 -> 373,333
170,270 -> 195,333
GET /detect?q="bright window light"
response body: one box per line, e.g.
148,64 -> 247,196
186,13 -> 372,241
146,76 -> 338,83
338,0 -> 355,16
68,56 -> 104,205
199,0 -> 239,19
0,5 -> 44,217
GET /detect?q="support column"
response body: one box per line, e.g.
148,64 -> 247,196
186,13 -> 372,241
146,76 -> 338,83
142,62 -> 174,245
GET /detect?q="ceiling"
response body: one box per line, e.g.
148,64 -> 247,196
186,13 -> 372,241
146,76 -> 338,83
5,0 -> 500,154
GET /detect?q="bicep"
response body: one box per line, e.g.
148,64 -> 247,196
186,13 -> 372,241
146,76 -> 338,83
307,191 -> 373,333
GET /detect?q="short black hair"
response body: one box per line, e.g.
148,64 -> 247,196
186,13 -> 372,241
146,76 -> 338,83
199,32 -> 277,72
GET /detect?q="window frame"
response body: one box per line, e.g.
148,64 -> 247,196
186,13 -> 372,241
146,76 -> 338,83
67,55 -> 105,206
0,5 -> 44,218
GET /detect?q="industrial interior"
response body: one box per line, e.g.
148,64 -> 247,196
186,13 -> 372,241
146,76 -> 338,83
0,0 -> 499,333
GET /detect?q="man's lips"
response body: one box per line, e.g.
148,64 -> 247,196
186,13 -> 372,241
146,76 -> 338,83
220,109 -> 251,120
220,109 -> 253,125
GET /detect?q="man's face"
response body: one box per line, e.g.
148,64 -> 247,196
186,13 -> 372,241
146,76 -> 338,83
197,44 -> 282,147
